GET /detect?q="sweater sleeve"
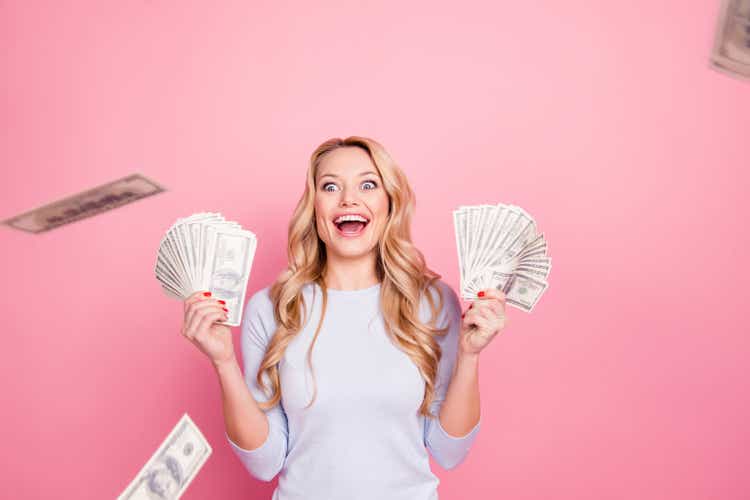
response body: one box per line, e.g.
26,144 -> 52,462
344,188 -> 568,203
225,287 -> 290,482
422,281 -> 481,470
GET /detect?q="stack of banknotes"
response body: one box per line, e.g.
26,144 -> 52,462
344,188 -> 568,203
453,203 -> 551,312
154,212 -> 257,327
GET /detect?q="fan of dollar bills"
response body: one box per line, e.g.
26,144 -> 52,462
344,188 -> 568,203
154,212 -> 257,327
453,203 -> 550,312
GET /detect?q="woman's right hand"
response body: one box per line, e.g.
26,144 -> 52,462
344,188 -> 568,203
181,291 -> 236,367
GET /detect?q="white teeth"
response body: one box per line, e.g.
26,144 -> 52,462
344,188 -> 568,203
333,214 -> 369,224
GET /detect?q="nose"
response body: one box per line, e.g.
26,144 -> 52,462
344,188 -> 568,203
339,186 -> 359,207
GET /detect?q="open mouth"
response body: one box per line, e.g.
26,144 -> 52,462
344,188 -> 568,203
333,214 -> 370,237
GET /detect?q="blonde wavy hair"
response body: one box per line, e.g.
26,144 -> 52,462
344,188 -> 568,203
255,135 -> 449,419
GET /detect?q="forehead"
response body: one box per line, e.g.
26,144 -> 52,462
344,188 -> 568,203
316,147 -> 379,179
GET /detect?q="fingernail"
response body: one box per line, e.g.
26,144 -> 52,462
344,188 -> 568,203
469,303 -> 473,309
223,307 -> 228,312
203,292 -> 212,297
218,300 -> 226,305
478,291 -> 485,297
461,313 -> 465,318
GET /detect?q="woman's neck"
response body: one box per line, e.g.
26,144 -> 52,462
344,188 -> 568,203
323,251 -> 380,290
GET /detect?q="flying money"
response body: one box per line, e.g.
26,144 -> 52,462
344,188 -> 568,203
2,173 -> 165,234
710,0 -> 750,79
118,413 -> 212,500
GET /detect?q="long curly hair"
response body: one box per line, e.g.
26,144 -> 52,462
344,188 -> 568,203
255,135 -> 449,419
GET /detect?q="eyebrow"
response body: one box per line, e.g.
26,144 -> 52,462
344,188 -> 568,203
318,170 -> 378,180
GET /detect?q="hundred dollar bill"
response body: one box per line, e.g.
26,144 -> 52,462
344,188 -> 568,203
202,227 -> 257,327
454,202 -> 551,311
710,0 -> 750,79
2,173 -> 165,233
154,213 -> 257,327
118,413 -> 212,500
504,273 -> 548,313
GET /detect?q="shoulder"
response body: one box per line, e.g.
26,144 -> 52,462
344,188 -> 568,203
246,284 -> 274,316
420,278 -> 461,326
241,284 -> 276,340
423,278 -> 460,310
243,281 -> 318,329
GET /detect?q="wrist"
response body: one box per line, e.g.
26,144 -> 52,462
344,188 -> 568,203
213,357 -> 239,374
457,350 -> 480,366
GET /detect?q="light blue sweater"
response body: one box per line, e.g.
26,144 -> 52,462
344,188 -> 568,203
226,279 -> 481,499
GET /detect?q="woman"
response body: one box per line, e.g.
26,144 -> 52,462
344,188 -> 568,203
180,136 -> 507,499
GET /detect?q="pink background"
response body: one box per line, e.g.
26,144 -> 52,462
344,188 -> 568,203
2,1 -> 748,499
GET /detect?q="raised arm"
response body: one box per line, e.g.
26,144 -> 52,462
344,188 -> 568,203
181,288 -> 288,482
422,281 -> 482,470
222,288 -> 290,482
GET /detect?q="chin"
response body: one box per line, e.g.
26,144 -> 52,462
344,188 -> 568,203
329,241 -> 378,258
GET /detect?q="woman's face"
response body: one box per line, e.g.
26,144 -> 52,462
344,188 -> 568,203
314,146 -> 390,261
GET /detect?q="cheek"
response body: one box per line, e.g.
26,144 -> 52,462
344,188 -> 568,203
313,202 -> 329,234
315,214 -> 329,235
368,195 -> 390,236
314,197 -> 330,218
374,194 -> 390,220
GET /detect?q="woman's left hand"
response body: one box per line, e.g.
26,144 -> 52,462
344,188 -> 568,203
459,288 -> 508,356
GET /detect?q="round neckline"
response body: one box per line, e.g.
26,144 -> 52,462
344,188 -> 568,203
315,281 -> 382,296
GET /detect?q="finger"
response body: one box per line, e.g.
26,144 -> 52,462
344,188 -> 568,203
486,303 -> 507,330
186,303 -> 225,340
195,310 -> 227,341
471,314 -> 492,337
470,298 -> 497,322
185,290 -> 210,308
185,299 -> 204,333
479,288 -> 506,303
466,298 -> 481,312
186,299 -> 227,331
473,300 -> 495,321
195,312 -> 224,344
463,307 -> 482,326
483,299 -> 505,319
184,291 -> 214,311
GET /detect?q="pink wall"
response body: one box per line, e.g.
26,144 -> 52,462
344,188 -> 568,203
2,1 -> 748,498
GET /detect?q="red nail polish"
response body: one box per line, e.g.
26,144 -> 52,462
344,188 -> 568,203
469,303 -> 473,309
461,313 -> 465,318
223,307 -> 228,312
478,291 -> 485,297
203,292 -> 212,297
218,300 -> 226,305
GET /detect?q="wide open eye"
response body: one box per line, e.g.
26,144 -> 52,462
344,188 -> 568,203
322,182 -> 339,192
362,180 -> 377,190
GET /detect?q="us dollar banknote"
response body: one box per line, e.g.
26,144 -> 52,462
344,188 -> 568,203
2,173 -> 165,233
202,227 -> 257,326
154,212 -> 257,326
711,0 -> 750,79
453,202 -> 551,312
118,413 -> 212,500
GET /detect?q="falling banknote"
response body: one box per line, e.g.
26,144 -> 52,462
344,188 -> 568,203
154,212 -> 257,327
710,0 -> 750,79
118,413 -> 212,500
453,203 -> 551,312
2,173 -> 165,234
